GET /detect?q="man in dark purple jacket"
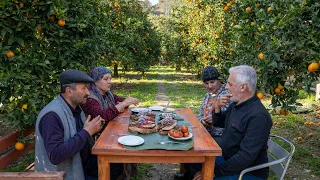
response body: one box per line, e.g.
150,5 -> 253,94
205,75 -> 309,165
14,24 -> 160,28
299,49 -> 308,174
35,69 -> 122,180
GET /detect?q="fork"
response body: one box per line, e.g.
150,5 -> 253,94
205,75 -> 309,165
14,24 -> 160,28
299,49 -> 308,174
157,141 -> 185,145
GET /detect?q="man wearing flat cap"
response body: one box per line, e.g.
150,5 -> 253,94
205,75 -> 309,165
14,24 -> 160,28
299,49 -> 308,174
35,69 -> 106,180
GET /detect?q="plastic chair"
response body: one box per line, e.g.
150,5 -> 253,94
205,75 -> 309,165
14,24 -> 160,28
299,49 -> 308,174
238,135 -> 295,180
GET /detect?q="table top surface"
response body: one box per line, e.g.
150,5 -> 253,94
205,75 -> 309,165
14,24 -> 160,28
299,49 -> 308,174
92,108 -> 222,156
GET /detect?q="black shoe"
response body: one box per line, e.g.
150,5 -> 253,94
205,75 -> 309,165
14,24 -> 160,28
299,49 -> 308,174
174,172 -> 191,180
174,173 -> 185,180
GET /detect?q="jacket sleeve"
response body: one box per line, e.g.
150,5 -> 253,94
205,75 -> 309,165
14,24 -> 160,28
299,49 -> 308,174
214,114 -> 271,176
39,112 -> 91,165
81,98 -> 119,121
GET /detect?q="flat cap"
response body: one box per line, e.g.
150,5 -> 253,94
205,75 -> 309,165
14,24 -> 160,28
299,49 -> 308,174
60,69 -> 94,85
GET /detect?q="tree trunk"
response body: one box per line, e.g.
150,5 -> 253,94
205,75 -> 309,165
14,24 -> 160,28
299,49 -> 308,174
113,64 -> 119,77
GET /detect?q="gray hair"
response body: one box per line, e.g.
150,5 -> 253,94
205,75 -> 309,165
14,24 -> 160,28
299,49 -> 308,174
61,83 -> 77,93
229,65 -> 257,92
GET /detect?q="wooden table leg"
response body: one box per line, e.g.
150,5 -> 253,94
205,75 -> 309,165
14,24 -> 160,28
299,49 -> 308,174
201,156 -> 215,180
98,156 -> 110,180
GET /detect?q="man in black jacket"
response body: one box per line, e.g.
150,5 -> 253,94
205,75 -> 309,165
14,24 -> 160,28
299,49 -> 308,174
192,65 -> 272,180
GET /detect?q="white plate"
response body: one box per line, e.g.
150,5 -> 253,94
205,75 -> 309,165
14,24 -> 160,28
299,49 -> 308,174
168,132 -> 193,141
162,107 -> 175,112
149,106 -> 164,111
118,135 -> 144,146
131,108 -> 151,113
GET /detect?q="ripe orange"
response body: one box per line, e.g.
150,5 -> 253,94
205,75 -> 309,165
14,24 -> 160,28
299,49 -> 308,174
277,84 -> 283,90
258,53 -> 264,60
58,19 -> 66,27
6,50 -> 15,58
274,88 -> 281,94
307,62 -> 319,72
297,137 -> 302,141
15,142 -> 25,151
257,92 -> 263,99
308,133 -> 313,137
280,91 -> 285,95
37,26 -> 42,32
49,15 -> 55,21
285,110 -> 290,116
21,104 -> 27,112
227,3 -> 232,7
309,122 -> 314,126
279,108 -> 285,115
19,3 -> 24,8
290,69 -> 295,75
224,6 -> 230,12
267,7 -> 272,12
246,7 -> 252,13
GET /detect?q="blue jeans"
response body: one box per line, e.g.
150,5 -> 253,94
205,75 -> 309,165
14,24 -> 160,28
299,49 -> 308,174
191,156 -> 266,180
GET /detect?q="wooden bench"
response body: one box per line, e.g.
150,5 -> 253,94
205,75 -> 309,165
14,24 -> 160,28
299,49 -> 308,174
0,172 -> 66,180
0,127 -> 65,179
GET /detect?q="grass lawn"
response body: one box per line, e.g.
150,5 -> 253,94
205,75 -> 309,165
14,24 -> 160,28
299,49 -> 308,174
1,65 -> 319,179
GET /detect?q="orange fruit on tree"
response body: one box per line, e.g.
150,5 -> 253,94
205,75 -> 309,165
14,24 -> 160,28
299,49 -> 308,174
290,69 -> 295,75
246,7 -> 252,13
297,137 -> 302,141
280,91 -> 285,95
58,19 -> 66,27
37,26 -> 42,32
257,92 -> 263,99
279,108 -> 285,115
19,3 -> 24,8
309,122 -> 314,126
224,6 -> 230,12
258,53 -> 264,60
307,62 -> 319,72
15,142 -> 25,151
21,104 -> 27,112
227,3 -> 232,7
308,133 -> 313,137
49,14 -> 55,21
277,84 -> 283,90
255,4 -> 261,8
285,110 -> 290,116
267,7 -> 272,12
6,50 -> 15,58
274,88 -> 281,94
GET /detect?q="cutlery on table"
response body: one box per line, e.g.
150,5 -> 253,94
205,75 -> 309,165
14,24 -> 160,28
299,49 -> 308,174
157,141 -> 185,145
163,100 -> 170,112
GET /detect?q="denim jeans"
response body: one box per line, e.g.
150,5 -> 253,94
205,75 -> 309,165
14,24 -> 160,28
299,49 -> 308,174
191,156 -> 266,180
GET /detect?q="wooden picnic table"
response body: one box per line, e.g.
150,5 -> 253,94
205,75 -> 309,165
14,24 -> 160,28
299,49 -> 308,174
92,108 -> 222,180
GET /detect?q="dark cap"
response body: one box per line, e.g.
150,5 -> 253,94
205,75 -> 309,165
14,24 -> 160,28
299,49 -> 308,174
60,69 -> 94,85
202,66 -> 220,82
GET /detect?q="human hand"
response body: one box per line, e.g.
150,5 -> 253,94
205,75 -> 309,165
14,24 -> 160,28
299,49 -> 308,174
216,94 -> 232,109
192,171 -> 202,180
123,97 -> 139,106
83,115 -> 106,136
201,116 -> 213,128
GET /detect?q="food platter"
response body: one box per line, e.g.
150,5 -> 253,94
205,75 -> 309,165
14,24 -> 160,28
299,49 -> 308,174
118,135 -> 144,146
168,132 -> 193,141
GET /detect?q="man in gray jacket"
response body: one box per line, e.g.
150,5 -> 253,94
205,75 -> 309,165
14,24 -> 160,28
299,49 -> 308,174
35,69 -> 110,180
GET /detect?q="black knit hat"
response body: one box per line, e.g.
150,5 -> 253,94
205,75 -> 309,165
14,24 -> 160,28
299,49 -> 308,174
202,66 -> 220,82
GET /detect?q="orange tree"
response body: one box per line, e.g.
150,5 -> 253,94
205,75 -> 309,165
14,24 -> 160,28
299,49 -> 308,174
100,0 -> 160,76
0,0 -> 160,130
167,0 -> 319,111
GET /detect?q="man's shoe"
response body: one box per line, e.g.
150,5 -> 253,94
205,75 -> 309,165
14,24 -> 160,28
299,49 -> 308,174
174,173 -> 185,180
